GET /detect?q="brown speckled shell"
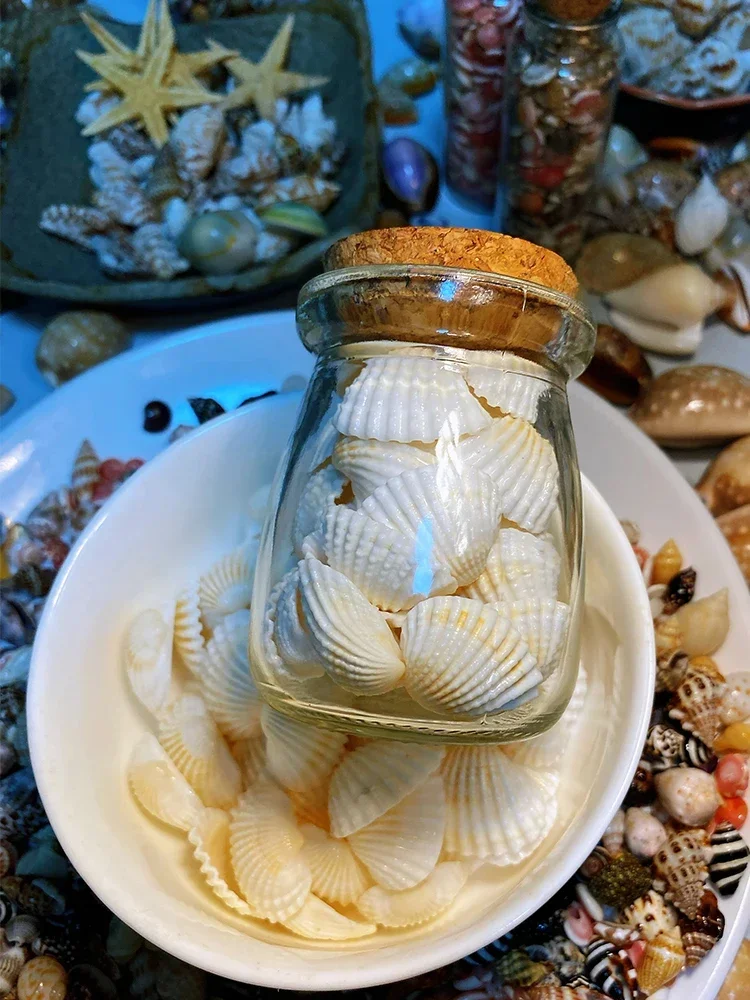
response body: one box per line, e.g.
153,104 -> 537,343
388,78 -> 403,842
696,436 -> 750,516
668,668 -> 724,748
678,888 -> 725,967
623,888 -> 679,942
656,650 -> 690,694
652,828 -> 710,919
716,505 -> 750,586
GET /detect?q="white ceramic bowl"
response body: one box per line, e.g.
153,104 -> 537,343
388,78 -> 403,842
29,395 -> 654,991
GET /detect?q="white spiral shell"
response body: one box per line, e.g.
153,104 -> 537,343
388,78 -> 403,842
202,609 -> 262,741
128,733 -> 203,831
356,862 -> 468,928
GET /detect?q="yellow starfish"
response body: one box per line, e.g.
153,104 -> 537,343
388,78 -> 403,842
221,15 -> 328,119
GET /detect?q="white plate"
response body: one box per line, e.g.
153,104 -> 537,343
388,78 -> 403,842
3,310 -> 750,997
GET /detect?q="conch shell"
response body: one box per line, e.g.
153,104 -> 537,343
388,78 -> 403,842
696,436 -> 750,516
605,264 -> 729,329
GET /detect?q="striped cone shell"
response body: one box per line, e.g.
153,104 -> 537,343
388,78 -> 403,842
709,821 -> 750,897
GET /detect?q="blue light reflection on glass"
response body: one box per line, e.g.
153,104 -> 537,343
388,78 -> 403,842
412,518 -> 436,596
438,279 -> 458,303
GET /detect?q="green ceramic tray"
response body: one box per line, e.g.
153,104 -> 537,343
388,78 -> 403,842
0,0 -> 379,304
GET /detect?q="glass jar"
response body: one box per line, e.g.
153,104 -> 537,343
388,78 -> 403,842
500,0 -> 620,260
249,228 -> 596,744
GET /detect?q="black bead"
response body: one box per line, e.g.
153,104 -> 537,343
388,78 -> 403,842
188,397 -> 225,424
143,400 -> 171,433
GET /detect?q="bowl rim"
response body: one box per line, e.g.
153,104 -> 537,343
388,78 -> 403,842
619,81 -> 750,111
28,401 -> 655,990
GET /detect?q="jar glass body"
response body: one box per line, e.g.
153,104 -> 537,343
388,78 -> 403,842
249,265 -> 595,743
500,3 -> 621,260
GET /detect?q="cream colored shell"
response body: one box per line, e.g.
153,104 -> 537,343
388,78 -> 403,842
300,824 -> 372,906
464,366 -> 547,423
292,465 -> 345,556
282,894 -> 376,940
271,567 -> 324,678
128,733 -> 204,831
123,604 -> 174,717
188,807 -> 259,917
261,704 -> 347,792
202,610 -> 262,742
356,862 -> 468,928
198,543 -> 255,632
332,436 -> 435,504
504,598 -> 570,679
174,584 -> 205,678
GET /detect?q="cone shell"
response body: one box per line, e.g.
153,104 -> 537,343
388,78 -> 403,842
349,774 -> 446,890
202,609 -> 262,742
669,665 -> 725,748
229,783 -> 311,922
123,605 -> 173,717
128,733 -> 203,831
332,436 -> 435,504
507,664 -> 588,772
334,357 -> 491,444
653,828 -> 709,919
328,740 -> 443,838
623,889 -> 679,943
271,567 -> 324,678
360,464 -> 503,588
323,505 -> 456,612
198,543 -> 255,632
282,893 -> 376,940
261,705 -> 347,792
174,584 -> 205,677
455,416 -> 559,532
71,438 -> 99,504
400,596 -> 541,717
297,557 -> 405,695
357,861 -> 468,928
300,824 -> 371,906
464,367 -> 547,423
638,932 -> 686,995
158,689 -> 242,809
441,746 -> 557,865
505,598 -> 569,679
187,807 -> 258,917
292,465 -> 345,556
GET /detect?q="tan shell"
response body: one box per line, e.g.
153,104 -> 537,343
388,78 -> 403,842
630,366 -> 750,448
638,932 -> 686,995
717,504 -> 750,585
623,888 -> 679,942
652,828 -> 710,919
696,437 -> 750,516
669,664 -> 725,748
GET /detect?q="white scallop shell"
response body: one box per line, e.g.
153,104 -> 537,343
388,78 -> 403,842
441,746 -> 558,864
455,416 -> 559,532
335,357 -> 491,444
123,605 -> 173,716
300,530 -> 326,561
348,774 -> 446,890
497,529 -> 561,602
187,808 -> 258,917
360,465 -> 503,588
300,824 -> 372,906
229,783 -> 311,921
328,740 -> 443,838
458,540 -> 510,603
332,436 -> 435,503
174,584 -> 205,677
128,733 -> 203,831
506,663 -> 588,773
202,610 -> 262,741
198,543 -> 255,632
158,689 -> 242,809
357,862 -> 468,928
505,599 -> 570,679
261,704 -> 347,792
464,367 -> 546,423
292,465 -> 345,555
401,597 -> 542,717
231,734 -> 267,789
297,557 -> 405,695
282,894 -> 376,940
324,505 -> 456,613
271,568 -> 324,678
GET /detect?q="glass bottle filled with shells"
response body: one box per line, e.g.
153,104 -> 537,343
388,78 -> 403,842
250,228 -> 596,744
499,0 -> 621,261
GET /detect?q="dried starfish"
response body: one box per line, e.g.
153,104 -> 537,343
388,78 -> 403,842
221,15 -> 328,119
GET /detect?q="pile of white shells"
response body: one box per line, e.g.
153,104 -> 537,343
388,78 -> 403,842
264,356 -> 569,720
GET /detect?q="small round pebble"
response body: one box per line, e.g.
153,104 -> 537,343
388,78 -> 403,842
17,955 -> 67,1000
625,807 -> 667,859
654,767 -> 722,826
715,796 -> 749,830
143,400 -> 171,433
715,754 -> 749,798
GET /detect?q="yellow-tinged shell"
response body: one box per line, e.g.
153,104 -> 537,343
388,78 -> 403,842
348,774 -> 446,890
464,366 -> 547,423
16,956 -> 68,1000
651,539 -> 682,585
400,596 -> 541,717
715,722 -> 750,753
638,932 -> 686,995
624,889 -> 679,942
0,941 -> 25,989
292,466 -> 345,556
158,688 -> 242,809
357,862 -> 468,928
504,598 -> 569,679
334,356 -> 491,444
506,663 -> 588,773
331,436 -> 435,504
202,610 -> 261,742
128,733 -> 204,831
229,783 -> 311,922
360,464 -> 504,588
261,704 -> 347,792
297,557 -> 405,696
289,781 -> 331,829
669,665 -> 725,748
441,746 -> 557,865
282,894 -> 376,940
696,436 -> 750,516
198,543 -> 255,632
36,311 -> 131,387
174,584 -> 205,678
123,605 -> 173,717
187,807 -> 258,917
328,740 -> 443,839
463,529 -> 561,604
668,588 -> 730,657
300,824 -> 371,906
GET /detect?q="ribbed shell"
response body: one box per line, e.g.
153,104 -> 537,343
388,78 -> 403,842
328,740 -> 443,838
623,889 -> 679,943
332,436 -> 435,504
652,828 -> 710,919
441,746 -> 557,865
334,357 -> 491,444
464,367 -> 546,423
187,807 -> 258,917
123,605 -> 173,717
292,465 -> 345,555
300,824 -> 371,906
324,505 -> 456,612
455,416 -> 558,532
679,888 -> 725,967
231,734 -> 267,790
505,598 -> 569,680
638,932 -> 686,994
128,734 -> 204,831
357,861 -> 468,928
229,783 -> 311,922
158,689 -> 242,810
282,894 -> 376,940
289,781 -> 331,830
174,584 -> 205,677
400,597 -> 541,717
198,543 -> 255,632
360,465 -> 503,588
507,665 -> 588,773
261,704 -> 347,792
271,568 -> 323,678
497,529 -> 561,602
348,774 -> 446,890
297,557 -> 405,695
669,668 -> 724,748
202,610 -> 261,742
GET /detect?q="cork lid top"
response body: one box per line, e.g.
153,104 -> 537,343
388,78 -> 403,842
324,227 -> 579,299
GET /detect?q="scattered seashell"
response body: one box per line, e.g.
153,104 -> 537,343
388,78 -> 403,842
401,596 -> 541,718
709,821 -> 750,897
576,234 -> 678,295
606,310 -> 703,358
327,739 -> 442,839
464,366 -> 547,423
261,705 -> 346,793
602,810 -> 625,857
564,902 -> 594,948
381,56 -> 438,97
662,567 -> 697,616
583,936 -> 637,1000
645,723 -> 715,772
202,609 -> 261,741
0,939 -> 25,990
335,357 -> 491,444
292,465 -> 345,556
679,887 -> 724,967
668,662 -> 725,747
578,324 -> 653,407
283,893 -> 376,940
653,827 -> 709,919
715,721 -> 750,753
71,439 -> 99,507
170,105 -> 224,180
198,542 -> 255,632
716,504 -> 750,585
655,767 -> 721,826
397,0 -> 443,61
605,264 -> 728,329
720,670 -> 750,726
144,144 -> 187,205
624,807 -> 666,860
269,567 -> 323,678
39,204 -> 111,250
638,932 -> 686,995
0,839 -> 17,879
715,753 -> 749,799
697,436 -> 750,518
624,889 -> 678,942
173,583 -> 205,678
463,528 -> 560,606
618,7 -> 691,84
258,201 -> 327,237
255,175 -> 340,214
331,436 -> 435,504
381,137 -> 438,214
630,366 -> 750,448
379,81 -> 418,125
178,210 -> 258,275
16,956 -> 68,1000
651,539 -> 682,586
0,384 -> 15,417
123,605 -> 173,717
505,598 -> 569,679
299,824 -> 371,907
187,807 -> 257,917
131,222 -> 190,280
36,311 -> 131,388
588,850 -> 653,909
716,254 -> 750,334
356,861 -> 467,928
676,175 -> 731,257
